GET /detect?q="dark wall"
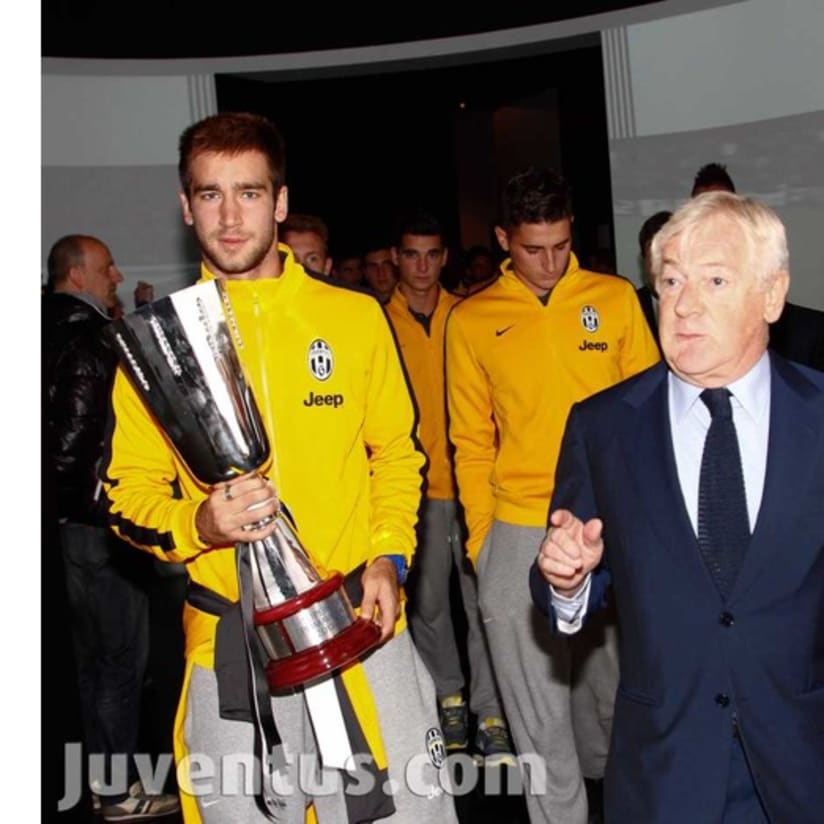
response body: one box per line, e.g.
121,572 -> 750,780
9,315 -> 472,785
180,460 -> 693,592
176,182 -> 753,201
216,71 -> 461,260
557,45 -> 615,270
216,42 -> 613,270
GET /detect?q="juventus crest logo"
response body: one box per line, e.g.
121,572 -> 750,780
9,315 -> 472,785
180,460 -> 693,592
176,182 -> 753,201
307,338 -> 334,381
580,305 -> 600,333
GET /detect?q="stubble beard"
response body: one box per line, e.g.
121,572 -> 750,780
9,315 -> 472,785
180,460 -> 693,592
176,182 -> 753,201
199,227 -> 275,277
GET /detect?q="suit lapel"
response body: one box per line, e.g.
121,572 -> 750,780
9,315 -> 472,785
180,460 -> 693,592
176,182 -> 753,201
621,366 -> 715,588
731,356 -> 824,600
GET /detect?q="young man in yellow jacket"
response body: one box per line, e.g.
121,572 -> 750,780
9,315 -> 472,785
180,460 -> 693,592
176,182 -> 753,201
385,209 -> 513,766
102,112 -> 458,824
446,167 -> 660,823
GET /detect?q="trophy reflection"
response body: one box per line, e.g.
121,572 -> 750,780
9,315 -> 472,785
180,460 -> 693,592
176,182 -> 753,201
108,279 -> 380,689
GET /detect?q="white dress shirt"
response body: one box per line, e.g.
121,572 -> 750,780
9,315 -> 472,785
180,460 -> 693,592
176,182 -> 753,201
552,352 -> 772,631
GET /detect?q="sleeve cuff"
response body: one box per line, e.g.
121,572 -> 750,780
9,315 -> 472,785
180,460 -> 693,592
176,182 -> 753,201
551,575 -> 592,634
377,554 -> 407,585
173,499 -> 211,555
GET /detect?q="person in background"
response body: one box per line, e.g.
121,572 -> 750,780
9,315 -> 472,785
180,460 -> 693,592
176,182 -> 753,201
332,252 -> 366,286
134,280 -> 155,307
532,191 -> 824,823
280,212 -> 333,276
446,167 -> 660,823
691,161 -> 736,197
112,281 -> 155,319
43,234 -> 180,821
454,244 -> 497,296
101,112 -> 459,824
769,299 -> 824,371
386,208 -> 514,765
585,248 -> 615,275
363,243 -> 398,304
636,210 -> 672,349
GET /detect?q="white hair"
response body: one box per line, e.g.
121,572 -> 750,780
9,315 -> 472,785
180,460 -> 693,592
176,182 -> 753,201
650,192 -> 789,291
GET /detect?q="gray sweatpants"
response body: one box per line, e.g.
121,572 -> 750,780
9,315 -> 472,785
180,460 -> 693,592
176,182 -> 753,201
476,521 -> 619,824
407,498 -> 503,719
184,629 -> 459,824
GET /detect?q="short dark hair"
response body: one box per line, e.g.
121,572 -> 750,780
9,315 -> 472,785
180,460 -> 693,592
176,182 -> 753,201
363,240 -> 391,257
46,234 -> 92,292
638,211 -> 673,254
178,112 -> 286,197
499,167 -> 572,231
691,162 -> 735,196
464,245 -> 493,266
280,213 -> 329,248
392,207 -> 443,247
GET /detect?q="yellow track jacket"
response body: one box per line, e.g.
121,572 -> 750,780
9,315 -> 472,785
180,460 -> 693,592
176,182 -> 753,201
101,247 -> 424,821
446,253 -> 660,563
385,286 -> 461,501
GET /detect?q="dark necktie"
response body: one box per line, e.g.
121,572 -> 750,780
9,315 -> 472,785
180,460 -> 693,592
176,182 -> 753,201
697,388 -> 750,599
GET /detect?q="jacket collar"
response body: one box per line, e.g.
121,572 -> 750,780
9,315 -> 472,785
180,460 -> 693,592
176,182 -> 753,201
499,252 -> 581,298
198,244 -> 304,304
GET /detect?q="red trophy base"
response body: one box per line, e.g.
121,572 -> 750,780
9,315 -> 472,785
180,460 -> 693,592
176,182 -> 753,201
266,618 -> 381,690
255,573 -> 382,691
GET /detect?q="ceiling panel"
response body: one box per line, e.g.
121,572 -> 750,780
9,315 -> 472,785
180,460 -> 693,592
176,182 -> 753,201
42,1 -> 659,59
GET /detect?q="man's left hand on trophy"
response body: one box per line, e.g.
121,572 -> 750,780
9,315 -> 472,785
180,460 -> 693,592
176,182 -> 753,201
360,557 -> 401,642
195,472 -> 279,547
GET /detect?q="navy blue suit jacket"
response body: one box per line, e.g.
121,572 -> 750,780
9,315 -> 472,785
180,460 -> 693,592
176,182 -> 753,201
769,301 -> 824,372
530,355 -> 824,823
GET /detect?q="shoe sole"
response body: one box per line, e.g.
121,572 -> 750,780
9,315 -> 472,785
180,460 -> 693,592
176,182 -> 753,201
472,753 -> 518,768
101,806 -> 180,822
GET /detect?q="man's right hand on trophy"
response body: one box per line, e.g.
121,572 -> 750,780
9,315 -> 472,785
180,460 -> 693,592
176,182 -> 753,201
195,471 -> 279,547
360,557 -> 401,643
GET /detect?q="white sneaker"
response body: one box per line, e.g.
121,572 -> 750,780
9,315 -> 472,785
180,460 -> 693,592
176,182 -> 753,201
99,781 -> 180,821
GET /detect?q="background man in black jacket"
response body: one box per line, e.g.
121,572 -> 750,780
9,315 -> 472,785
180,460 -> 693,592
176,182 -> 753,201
635,210 -> 672,352
43,234 -> 179,821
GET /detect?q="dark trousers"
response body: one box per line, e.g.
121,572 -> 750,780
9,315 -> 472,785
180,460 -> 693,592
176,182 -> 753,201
60,523 -> 149,802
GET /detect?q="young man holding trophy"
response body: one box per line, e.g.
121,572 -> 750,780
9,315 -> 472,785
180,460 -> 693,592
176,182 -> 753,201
101,112 -> 458,824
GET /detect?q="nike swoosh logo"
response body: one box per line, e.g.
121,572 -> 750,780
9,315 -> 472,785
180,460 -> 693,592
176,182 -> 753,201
495,325 -> 515,336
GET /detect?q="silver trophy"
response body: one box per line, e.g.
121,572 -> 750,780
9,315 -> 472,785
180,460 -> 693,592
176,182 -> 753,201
109,279 -> 380,689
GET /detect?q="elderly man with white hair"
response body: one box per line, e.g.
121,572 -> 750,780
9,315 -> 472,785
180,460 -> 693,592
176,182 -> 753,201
531,192 -> 824,824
